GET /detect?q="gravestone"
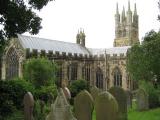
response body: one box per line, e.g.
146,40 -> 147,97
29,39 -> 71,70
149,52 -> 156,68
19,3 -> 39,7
109,87 -> 127,120
62,87 -> 71,100
74,90 -> 94,120
46,88 -> 77,120
136,89 -> 149,111
126,90 -> 132,109
23,92 -> 34,120
90,86 -> 100,101
95,91 -> 118,120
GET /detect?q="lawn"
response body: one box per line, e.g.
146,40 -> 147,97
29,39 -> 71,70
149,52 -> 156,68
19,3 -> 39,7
93,107 -> 160,120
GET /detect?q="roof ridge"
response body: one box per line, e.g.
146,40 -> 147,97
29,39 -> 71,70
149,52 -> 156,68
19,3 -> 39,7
18,34 -> 77,45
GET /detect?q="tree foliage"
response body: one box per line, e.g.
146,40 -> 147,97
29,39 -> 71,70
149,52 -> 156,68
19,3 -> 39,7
24,58 -> 58,88
127,30 -> 160,83
0,0 -> 53,53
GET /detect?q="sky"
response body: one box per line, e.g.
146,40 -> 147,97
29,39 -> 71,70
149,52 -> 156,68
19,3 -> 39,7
24,0 -> 160,48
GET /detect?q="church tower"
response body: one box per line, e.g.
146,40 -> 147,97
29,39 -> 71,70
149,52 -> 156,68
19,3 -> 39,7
114,1 -> 139,47
76,29 -> 86,47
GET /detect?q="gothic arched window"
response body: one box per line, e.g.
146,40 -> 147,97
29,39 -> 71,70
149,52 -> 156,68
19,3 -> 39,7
113,67 -> 122,87
82,63 -> 90,83
96,67 -> 103,89
6,47 -> 19,80
67,63 -> 78,83
56,62 -> 63,87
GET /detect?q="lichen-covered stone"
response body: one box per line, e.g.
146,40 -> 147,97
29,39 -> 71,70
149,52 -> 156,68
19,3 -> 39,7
90,86 -> 100,101
74,90 -> 94,120
109,87 -> 127,120
126,90 -> 132,109
95,91 -> 118,120
23,92 -> 34,120
46,88 -> 76,120
136,89 -> 149,111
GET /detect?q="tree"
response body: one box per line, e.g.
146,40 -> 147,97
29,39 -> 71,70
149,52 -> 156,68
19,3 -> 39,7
0,0 -> 53,53
127,30 -> 160,84
69,79 -> 89,98
24,58 -> 58,88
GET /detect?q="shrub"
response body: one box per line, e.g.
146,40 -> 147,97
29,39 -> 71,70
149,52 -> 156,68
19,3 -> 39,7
0,79 -> 34,118
24,58 -> 58,88
69,79 -> 89,98
34,85 -> 57,103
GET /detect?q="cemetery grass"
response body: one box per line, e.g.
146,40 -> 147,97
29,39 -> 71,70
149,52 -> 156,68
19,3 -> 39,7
93,106 -> 160,120
128,106 -> 160,120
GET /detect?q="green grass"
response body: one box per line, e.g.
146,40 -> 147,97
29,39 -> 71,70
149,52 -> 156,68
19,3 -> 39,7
128,107 -> 160,120
92,102 -> 160,120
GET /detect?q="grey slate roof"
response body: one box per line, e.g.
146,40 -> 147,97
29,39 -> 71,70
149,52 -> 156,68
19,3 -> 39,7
18,34 -> 90,55
17,34 -> 130,56
89,46 -> 131,56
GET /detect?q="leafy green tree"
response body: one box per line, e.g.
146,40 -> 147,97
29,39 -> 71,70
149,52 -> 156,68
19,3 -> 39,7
127,30 -> 160,84
0,0 -> 53,54
24,58 -> 58,88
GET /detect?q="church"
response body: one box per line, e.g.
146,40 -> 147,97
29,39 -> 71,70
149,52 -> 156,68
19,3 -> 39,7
1,2 -> 139,91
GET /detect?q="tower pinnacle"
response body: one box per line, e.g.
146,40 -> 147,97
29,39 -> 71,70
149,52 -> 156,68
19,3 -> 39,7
128,0 -> 131,11
116,3 -> 119,14
134,3 -> 137,15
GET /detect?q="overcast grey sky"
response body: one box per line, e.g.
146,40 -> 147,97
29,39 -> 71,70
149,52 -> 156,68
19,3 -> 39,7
24,0 -> 160,48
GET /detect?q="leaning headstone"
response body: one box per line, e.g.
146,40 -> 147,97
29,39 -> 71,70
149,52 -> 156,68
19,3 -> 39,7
109,87 -> 127,120
95,91 -> 118,120
126,90 -> 132,109
74,90 -> 94,120
23,92 -> 34,120
90,86 -> 100,101
46,88 -> 77,120
136,89 -> 149,111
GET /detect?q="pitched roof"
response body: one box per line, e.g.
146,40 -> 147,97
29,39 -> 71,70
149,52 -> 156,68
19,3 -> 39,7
18,34 -> 90,55
17,34 -> 130,56
89,46 -> 131,56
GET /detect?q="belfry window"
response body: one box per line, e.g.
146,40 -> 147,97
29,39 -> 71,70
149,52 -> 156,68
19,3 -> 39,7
96,67 -> 103,89
68,63 -> 78,83
82,64 -> 90,83
6,47 -> 19,80
113,67 -> 122,87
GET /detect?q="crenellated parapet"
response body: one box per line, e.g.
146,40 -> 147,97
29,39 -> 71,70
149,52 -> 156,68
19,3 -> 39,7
25,48 -> 95,60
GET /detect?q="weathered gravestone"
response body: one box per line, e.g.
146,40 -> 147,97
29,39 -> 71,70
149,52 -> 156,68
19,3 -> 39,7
136,89 -> 149,111
126,90 -> 132,109
90,86 -> 100,101
109,87 -> 127,120
62,87 -> 71,100
74,90 -> 94,120
95,91 -> 118,120
23,92 -> 34,120
46,88 -> 77,120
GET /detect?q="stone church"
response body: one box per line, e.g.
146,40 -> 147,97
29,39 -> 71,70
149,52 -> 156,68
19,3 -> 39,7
1,2 -> 139,91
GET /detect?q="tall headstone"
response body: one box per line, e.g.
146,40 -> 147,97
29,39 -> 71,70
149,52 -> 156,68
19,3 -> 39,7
90,86 -> 100,101
109,87 -> 128,120
136,89 -> 149,111
95,91 -> 118,120
126,90 -> 132,109
23,92 -> 34,120
46,88 -> 77,120
74,90 -> 94,120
